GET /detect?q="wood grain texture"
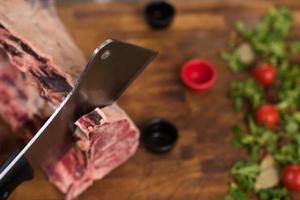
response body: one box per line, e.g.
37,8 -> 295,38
3,0 -> 300,199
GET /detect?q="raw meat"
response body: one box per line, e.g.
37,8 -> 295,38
0,0 -> 140,199
44,107 -> 139,199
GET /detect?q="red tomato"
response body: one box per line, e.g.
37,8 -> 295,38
282,164 -> 300,191
255,104 -> 279,129
252,64 -> 276,86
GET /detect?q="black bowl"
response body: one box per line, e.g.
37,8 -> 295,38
144,1 -> 176,29
142,118 -> 178,153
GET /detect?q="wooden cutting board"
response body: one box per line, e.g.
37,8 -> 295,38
7,0 -> 300,199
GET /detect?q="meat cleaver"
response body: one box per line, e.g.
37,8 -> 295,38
0,39 -> 156,199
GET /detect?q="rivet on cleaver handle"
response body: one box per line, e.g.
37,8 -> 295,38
0,39 -> 157,199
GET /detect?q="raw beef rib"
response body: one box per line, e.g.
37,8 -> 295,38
0,0 -> 140,199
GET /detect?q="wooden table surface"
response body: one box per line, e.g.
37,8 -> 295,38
6,0 -> 300,199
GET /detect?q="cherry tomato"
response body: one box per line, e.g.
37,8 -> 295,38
252,64 -> 276,86
255,104 -> 279,129
282,164 -> 300,191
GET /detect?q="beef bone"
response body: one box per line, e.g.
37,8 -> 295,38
0,1 -> 140,199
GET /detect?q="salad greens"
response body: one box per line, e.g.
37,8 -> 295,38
223,7 -> 300,200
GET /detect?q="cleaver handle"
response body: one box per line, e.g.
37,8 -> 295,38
0,150 -> 33,200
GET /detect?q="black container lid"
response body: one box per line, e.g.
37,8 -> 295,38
144,1 -> 176,29
142,118 -> 178,153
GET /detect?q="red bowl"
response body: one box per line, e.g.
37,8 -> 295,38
181,59 -> 217,92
